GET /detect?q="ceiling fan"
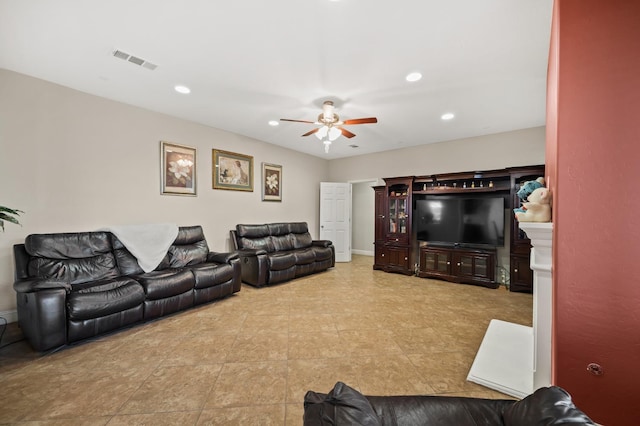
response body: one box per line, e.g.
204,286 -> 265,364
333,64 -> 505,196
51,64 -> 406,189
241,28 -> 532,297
281,101 -> 377,152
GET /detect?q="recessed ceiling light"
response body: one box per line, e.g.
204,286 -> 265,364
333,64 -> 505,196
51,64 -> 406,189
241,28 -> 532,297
406,72 -> 422,82
174,85 -> 191,94
441,113 -> 455,120
268,120 -> 279,126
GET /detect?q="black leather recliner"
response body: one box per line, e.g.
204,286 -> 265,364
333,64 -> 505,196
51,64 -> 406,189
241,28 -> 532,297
303,382 -> 596,426
13,225 -> 240,351
230,222 -> 334,287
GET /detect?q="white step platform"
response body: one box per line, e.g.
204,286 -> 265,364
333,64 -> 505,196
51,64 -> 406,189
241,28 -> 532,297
467,319 -> 534,399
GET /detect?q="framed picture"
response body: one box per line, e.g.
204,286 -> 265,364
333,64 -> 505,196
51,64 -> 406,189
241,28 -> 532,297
262,163 -> 282,202
160,141 -> 196,196
212,149 -> 254,191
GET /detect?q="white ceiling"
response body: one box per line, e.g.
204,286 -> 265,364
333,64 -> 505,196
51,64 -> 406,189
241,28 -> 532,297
0,0 -> 553,159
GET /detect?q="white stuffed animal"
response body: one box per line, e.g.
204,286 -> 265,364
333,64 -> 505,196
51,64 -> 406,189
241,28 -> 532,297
515,187 -> 552,222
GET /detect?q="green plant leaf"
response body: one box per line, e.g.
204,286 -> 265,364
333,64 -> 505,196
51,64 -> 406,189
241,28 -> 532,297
0,206 -> 24,231
0,206 -> 24,215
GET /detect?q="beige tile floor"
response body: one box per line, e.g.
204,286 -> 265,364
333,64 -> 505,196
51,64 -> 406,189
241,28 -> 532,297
0,255 -> 532,425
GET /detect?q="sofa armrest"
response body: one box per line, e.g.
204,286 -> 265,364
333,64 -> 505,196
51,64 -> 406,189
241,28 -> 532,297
15,287 -> 68,351
14,278 -> 72,293
236,249 -> 269,286
312,240 -> 333,248
207,251 -> 239,264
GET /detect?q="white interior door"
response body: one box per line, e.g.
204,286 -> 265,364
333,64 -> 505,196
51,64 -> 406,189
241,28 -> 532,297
320,182 -> 352,262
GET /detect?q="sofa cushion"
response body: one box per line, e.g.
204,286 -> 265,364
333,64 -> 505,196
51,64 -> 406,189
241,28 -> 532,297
25,232 -> 119,284
272,234 -> 294,251
289,222 -> 309,234
267,223 -> 290,236
294,248 -> 316,265
236,224 -> 275,251
67,278 -> 145,321
268,252 -> 296,271
292,232 -> 313,249
173,225 -> 205,245
238,236 -> 275,252
190,263 -> 235,289
304,382 -> 381,426
311,246 -> 333,262
25,232 -> 113,259
236,224 -> 270,239
502,386 -> 595,426
28,254 -> 120,285
169,239 -> 208,267
135,269 -> 194,300
166,226 -> 209,267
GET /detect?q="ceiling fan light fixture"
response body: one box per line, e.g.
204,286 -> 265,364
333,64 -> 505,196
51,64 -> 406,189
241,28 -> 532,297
268,120 -> 279,126
328,126 -> 342,141
315,126 -> 329,140
323,139 -> 332,153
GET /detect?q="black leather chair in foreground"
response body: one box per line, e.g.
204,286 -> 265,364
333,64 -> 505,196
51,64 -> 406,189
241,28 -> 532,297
303,382 -> 596,426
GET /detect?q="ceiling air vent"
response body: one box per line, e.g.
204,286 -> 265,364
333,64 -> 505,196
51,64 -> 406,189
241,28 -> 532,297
112,49 -> 158,71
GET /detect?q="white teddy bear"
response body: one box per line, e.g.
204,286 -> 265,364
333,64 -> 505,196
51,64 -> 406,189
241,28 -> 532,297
515,187 -> 552,222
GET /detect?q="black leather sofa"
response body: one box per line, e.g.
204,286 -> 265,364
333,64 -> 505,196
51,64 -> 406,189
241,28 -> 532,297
13,225 -> 241,352
303,382 -> 596,426
230,222 -> 334,287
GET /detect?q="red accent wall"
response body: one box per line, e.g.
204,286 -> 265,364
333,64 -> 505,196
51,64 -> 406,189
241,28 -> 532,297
549,1 -> 640,424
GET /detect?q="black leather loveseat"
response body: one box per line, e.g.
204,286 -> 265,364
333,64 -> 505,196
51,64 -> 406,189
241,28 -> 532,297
230,222 -> 334,287
304,382 -> 596,426
13,225 -> 241,351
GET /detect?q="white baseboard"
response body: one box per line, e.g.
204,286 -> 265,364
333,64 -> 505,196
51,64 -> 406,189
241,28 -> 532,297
0,310 -> 18,323
351,250 -> 374,256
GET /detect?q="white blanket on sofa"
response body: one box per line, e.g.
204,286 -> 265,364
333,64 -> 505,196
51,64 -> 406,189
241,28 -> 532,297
102,223 -> 179,273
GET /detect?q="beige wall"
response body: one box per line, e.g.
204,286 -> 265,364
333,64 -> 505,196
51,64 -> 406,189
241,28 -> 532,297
0,68 -> 546,316
0,69 -> 329,313
328,127 -> 545,182
351,181 -> 377,255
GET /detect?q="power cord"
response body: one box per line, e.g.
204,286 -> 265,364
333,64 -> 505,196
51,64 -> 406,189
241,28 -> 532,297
0,316 -> 6,346
0,316 -> 26,351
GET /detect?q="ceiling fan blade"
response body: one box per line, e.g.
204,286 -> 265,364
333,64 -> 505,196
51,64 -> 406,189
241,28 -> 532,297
342,117 -> 378,125
280,118 -> 316,124
338,127 -> 356,138
302,128 -> 320,137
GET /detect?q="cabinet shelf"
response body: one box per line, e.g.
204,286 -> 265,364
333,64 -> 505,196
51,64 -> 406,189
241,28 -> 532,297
414,186 -> 507,195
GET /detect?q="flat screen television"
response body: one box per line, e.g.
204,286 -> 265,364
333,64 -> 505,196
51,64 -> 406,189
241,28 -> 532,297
415,195 -> 505,247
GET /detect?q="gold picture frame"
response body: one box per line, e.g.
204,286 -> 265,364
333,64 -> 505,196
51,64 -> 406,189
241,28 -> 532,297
212,149 -> 254,191
160,141 -> 196,196
262,163 -> 282,202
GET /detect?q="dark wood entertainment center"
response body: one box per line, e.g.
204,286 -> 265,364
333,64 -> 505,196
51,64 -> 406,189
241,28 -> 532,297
373,165 -> 544,292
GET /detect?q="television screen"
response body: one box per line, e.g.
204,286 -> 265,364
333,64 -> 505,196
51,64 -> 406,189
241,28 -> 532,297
415,196 -> 505,247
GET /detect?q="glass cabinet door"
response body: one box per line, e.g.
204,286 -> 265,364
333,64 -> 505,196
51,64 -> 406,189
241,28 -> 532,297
389,196 -> 408,234
397,197 -> 407,234
458,255 -> 474,276
436,254 -> 450,273
389,199 -> 398,233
